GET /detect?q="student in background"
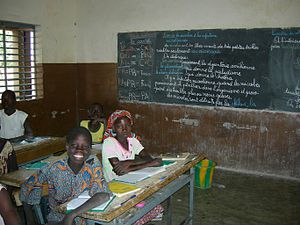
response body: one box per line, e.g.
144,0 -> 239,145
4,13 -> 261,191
20,127 -> 111,225
102,110 -> 163,225
0,90 -> 33,142
80,103 -> 106,143
0,183 -> 23,225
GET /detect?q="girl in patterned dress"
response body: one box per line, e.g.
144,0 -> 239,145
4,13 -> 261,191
20,127 -> 112,225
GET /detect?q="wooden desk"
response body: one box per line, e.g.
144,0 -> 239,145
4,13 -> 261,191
58,153 -> 205,225
12,137 -> 65,165
0,152 -> 204,225
0,154 -> 67,188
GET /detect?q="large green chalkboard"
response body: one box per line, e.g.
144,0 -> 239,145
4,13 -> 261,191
117,28 -> 300,112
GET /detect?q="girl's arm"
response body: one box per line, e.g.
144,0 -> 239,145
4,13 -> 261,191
109,150 -> 162,175
0,188 -> 23,225
23,118 -> 33,139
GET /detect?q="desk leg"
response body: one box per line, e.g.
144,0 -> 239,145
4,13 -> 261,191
167,195 -> 173,225
32,205 -> 45,225
189,167 -> 195,225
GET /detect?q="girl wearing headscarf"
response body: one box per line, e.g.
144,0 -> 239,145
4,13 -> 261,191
102,110 -> 160,181
103,109 -> 140,141
102,110 -> 163,225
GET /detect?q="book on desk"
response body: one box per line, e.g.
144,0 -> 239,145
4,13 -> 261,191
114,162 -> 174,184
25,161 -> 49,170
108,181 -> 141,197
66,191 -> 115,212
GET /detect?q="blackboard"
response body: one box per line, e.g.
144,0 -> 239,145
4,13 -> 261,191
117,28 -> 300,112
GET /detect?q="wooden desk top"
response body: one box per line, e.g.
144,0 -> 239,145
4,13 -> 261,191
12,136 -> 65,164
0,154 -> 67,188
57,153 -> 205,222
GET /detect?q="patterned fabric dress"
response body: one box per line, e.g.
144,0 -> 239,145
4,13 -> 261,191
0,140 -> 18,176
20,155 -> 111,225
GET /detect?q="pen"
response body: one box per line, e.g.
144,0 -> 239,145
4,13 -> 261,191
184,160 -> 192,166
120,195 -> 136,206
183,157 -> 197,166
160,176 -> 167,181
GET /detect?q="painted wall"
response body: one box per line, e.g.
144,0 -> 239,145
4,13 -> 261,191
16,64 -> 78,137
77,63 -> 118,119
2,0 -> 299,63
76,0 -> 300,62
0,0 -> 77,63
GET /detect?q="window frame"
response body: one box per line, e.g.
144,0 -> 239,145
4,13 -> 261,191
0,21 -> 43,101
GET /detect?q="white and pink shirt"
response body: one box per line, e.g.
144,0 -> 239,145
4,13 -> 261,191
102,137 -> 144,182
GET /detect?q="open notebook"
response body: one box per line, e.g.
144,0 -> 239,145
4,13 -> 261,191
114,166 -> 166,184
108,181 -> 141,197
162,160 -> 176,167
25,161 -> 49,170
67,191 -> 115,212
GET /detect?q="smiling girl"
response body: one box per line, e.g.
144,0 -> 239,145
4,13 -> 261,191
20,127 -> 111,225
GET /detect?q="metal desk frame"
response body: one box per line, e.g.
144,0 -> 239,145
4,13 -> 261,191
86,167 -> 195,225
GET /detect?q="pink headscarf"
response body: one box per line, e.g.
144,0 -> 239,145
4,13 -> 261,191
103,110 -> 141,141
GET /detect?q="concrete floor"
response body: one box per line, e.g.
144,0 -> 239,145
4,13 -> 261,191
154,169 -> 300,225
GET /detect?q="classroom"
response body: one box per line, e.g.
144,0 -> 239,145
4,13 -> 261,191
0,0 -> 299,225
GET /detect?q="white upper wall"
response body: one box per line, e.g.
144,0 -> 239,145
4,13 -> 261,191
1,0 -> 299,63
76,0 -> 300,63
0,0 -> 77,63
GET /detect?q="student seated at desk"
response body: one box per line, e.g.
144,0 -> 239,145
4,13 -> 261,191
102,110 -> 162,180
102,110 -> 163,225
20,127 -> 111,225
0,183 -> 23,225
0,90 -> 33,143
80,103 -> 106,144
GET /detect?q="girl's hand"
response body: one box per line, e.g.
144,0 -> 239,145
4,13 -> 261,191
60,213 -> 76,225
113,161 -> 131,175
150,158 -> 163,167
